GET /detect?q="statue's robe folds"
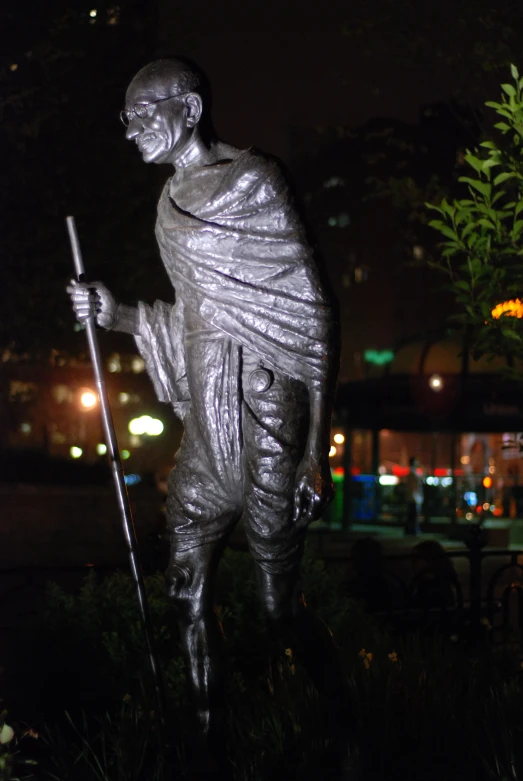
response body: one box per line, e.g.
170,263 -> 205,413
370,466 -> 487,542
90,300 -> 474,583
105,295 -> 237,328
134,148 -> 337,561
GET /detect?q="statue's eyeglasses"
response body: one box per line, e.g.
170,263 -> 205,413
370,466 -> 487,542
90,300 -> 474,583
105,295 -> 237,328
120,92 -> 188,126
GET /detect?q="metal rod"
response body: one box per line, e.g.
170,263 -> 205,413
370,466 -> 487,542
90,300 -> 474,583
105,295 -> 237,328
65,216 -> 165,722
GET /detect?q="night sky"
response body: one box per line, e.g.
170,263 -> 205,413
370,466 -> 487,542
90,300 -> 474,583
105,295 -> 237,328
157,0 -> 502,161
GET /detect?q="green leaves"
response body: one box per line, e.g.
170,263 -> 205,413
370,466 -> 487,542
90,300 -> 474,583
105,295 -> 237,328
425,64 -> 523,366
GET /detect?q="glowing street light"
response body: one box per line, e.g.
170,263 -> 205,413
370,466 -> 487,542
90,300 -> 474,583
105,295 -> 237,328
147,418 -> 164,436
329,446 -> 337,457
80,390 -> 97,409
333,433 -> 345,445
128,415 -> 164,436
429,374 -> 443,392
70,446 -> 83,459
96,443 -> 107,456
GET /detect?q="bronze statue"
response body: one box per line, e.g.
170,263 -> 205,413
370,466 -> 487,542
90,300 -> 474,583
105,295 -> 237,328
68,58 -> 348,779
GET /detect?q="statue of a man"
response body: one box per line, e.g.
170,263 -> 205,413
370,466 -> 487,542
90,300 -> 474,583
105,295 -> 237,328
68,58 -> 347,777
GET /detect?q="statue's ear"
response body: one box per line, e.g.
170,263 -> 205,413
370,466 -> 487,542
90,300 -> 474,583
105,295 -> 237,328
185,93 -> 203,127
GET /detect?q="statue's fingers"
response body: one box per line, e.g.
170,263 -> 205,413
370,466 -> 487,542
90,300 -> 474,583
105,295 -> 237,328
293,486 -> 303,522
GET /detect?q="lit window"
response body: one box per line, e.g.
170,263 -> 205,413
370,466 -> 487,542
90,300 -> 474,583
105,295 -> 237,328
9,381 -> 38,403
324,176 -> 346,189
328,212 -> 350,228
53,384 -> 73,404
131,356 -> 145,374
354,265 -> 369,283
107,5 -> 120,24
107,353 -> 121,373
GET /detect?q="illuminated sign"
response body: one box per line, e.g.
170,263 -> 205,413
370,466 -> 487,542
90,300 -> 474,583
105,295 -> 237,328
364,349 -> 394,366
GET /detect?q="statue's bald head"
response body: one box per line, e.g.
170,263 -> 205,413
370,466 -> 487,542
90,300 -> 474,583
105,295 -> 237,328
127,57 -> 212,112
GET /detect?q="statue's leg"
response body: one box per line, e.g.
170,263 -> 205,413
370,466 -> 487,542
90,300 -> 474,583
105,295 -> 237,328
166,536 -> 234,778
240,373 -> 352,765
254,561 -> 350,727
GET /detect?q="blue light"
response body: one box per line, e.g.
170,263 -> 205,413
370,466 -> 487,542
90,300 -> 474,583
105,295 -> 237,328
464,491 -> 478,507
124,473 -> 141,486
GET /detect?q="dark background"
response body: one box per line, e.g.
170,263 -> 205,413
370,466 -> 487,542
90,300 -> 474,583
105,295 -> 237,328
1,0 -> 522,375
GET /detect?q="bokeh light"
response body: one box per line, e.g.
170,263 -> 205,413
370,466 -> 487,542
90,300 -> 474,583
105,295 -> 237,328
80,390 -> 97,409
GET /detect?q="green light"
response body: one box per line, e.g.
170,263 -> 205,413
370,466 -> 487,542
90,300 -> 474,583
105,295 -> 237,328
121,449 -> 130,460
364,349 -> 394,366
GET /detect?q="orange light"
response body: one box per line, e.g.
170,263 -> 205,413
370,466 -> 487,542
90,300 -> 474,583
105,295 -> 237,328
491,299 -> 523,319
482,476 -> 493,488
80,390 -> 97,409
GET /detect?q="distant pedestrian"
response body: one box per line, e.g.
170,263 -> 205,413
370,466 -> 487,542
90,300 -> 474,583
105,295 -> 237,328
405,456 -> 422,535
410,540 -> 458,611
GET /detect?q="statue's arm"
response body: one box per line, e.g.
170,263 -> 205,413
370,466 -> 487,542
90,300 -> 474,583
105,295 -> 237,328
67,279 -> 140,335
293,386 -> 334,524
112,303 -> 139,335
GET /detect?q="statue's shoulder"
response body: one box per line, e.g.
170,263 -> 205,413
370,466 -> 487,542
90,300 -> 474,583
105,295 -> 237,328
233,146 -> 284,180
224,148 -> 289,200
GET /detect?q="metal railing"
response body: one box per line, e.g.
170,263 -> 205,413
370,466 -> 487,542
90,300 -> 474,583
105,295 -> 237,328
1,533 -> 522,649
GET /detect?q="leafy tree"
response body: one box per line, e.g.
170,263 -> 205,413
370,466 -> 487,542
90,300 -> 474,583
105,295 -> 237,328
426,65 -> 523,365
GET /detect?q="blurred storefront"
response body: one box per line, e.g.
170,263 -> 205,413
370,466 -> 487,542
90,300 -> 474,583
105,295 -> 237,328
331,332 -> 523,527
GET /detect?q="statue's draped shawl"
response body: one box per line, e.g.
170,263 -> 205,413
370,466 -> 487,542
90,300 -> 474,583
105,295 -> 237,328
135,148 -> 335,414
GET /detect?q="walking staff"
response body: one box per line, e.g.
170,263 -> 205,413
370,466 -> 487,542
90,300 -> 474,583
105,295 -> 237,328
65,215 -> 165,723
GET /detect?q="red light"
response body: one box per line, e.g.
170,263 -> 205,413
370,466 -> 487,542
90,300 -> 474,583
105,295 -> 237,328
392,465 -> 409,477
476,506 -> 483,513
453,469 -> 464,476
351,467 -> 361,475
434,468 -> 450,477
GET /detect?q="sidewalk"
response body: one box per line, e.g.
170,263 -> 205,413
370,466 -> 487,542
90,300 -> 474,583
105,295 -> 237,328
304,517 -> 523,556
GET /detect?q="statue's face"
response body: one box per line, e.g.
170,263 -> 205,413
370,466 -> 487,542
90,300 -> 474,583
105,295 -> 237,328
123,76 -> 193,165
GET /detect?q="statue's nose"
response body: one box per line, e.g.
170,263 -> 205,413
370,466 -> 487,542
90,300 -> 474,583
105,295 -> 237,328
125,118 -> 141,140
